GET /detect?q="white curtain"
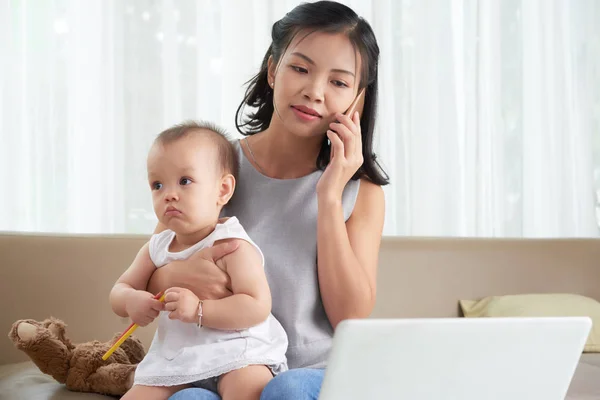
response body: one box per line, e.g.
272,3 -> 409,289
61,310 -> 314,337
1,0 -> 599,237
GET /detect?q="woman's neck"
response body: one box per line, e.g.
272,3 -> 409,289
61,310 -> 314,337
246,121 -> 323,180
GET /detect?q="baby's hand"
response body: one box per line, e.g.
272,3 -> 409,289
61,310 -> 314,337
125,290 -> 164,327
164,287 -> 201,324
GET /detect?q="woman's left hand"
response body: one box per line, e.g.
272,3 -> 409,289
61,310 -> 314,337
317,111 -> 364,202
164,287 -> 200,324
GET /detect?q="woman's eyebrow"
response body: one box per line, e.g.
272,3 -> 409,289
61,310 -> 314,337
290,52 -> 355,77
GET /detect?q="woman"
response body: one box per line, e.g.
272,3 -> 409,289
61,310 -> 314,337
148,2 -> 388,398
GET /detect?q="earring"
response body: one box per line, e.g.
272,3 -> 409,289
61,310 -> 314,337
270,82 -> 274,88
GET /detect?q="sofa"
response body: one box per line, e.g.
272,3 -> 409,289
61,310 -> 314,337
1,232 -> 600,399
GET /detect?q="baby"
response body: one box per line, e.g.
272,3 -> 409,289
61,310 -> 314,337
109,121 -> 288,400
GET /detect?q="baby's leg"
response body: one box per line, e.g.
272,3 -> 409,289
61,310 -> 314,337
121,383 -> 191,400
218,365 -> 273,400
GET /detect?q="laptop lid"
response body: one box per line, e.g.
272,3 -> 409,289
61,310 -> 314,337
319,317 -> 591,400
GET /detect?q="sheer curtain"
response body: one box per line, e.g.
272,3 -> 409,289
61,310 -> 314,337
1,0 -> 599,237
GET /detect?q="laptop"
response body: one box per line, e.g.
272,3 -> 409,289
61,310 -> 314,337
319,317 -> 591,400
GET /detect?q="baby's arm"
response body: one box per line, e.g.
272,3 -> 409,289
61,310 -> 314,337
164,239 -> 271,330
109,242 -> 164,326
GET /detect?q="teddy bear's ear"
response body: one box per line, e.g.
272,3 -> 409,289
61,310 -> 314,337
43,317 -> 65,330
44,317 -> 74,350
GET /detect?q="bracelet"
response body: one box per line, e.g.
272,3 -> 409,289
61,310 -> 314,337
197,300 -> 204,327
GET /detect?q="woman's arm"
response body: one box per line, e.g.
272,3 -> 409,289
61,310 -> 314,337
317,179 -> 385,330
164,239 -> 272,330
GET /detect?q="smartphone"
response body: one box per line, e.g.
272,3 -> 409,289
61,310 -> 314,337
344,88 -> 366,119
329,88 -> 366,159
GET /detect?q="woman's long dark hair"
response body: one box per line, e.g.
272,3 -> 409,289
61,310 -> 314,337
235,1 -> 389,185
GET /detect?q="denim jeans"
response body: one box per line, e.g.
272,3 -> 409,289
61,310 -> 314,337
168,368 -> 325,400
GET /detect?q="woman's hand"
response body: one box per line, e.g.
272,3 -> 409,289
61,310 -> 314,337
317,111 -> 364,202
147,241 -> 239,300
164,287 -> 200,324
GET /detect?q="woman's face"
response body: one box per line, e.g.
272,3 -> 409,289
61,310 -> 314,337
268,30 -> 363,139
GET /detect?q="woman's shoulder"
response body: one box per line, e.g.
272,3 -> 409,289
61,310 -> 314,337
358,177 -> 384,196
342,178 -> 385,241
353,178 -> 385,218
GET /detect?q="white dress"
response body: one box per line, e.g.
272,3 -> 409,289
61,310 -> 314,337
133,217 -> 289,387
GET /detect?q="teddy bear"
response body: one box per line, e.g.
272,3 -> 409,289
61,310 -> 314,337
8,317 -> 145,396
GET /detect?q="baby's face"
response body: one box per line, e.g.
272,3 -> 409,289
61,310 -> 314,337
147,135 -> 224,235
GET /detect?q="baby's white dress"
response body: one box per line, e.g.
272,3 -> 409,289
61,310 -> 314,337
133,217 -> 289,387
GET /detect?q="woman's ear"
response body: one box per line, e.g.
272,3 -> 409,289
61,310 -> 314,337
217,174 -> 236,206
267,55 -> 276,88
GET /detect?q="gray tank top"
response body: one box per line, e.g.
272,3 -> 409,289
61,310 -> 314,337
222,139 -> 360,369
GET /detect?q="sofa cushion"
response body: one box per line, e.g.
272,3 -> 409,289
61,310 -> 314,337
460,293 -> 600,352
0,362 -> 113,399
2,358 -> 599,399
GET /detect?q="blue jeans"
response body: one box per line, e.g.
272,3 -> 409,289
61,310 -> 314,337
168,368 -> 325,400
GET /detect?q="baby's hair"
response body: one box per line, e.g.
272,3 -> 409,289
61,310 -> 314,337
156,120 -> 239,180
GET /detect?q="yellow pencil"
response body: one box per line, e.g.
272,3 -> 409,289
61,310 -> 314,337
102,292 -> 166,361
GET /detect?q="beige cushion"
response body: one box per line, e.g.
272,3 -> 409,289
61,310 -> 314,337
0,362 -> 113,400
2,358 -> 598,400
460,294 -> 600,352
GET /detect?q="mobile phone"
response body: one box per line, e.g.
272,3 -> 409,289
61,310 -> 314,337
329,88 -> 366,159
344,88 -> 366,119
